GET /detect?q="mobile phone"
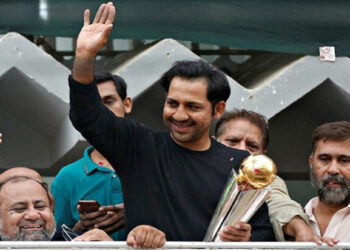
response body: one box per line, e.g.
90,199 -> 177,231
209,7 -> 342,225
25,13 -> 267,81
78,200 -> 101,213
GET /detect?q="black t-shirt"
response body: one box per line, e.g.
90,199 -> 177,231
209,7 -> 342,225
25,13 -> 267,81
69,76 -> 275,241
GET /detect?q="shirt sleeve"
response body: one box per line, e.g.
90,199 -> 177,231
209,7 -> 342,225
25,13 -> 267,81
51,174 -> 76,229
69,75 -> 143,175
266,176 -> 310,241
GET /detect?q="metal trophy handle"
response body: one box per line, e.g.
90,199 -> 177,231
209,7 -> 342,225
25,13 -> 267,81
204,154 -> 277,242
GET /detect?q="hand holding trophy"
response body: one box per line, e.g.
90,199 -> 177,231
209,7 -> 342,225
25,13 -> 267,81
204,154 -> 277,242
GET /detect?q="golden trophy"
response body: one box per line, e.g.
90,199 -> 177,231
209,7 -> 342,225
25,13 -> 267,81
204,154 -> 277,242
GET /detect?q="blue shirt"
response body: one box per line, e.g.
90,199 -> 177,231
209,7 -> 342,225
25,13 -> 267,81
51,146 -> 126,240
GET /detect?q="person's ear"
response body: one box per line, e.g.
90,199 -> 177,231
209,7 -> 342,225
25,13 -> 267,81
213,101 -> 226,120
123,97 -> 133,114
309,154 -> 313,169
49,193 -> 55,213
263,149 -> 267,155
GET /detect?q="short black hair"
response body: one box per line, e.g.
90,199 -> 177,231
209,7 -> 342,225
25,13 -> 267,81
158,60 -> 230,113
95,73 -> 128,100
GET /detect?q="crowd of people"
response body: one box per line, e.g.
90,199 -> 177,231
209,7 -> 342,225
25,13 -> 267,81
0,2 -> 349,248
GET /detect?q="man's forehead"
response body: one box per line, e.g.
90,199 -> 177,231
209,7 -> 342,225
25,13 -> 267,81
169,76 -> 208,90
171,76 -> 208,84
97,80 -> 120,96
226,119 -> 262,136
315,139 -> 350,154
0,179 -> 48,203
167,76 -> 209,102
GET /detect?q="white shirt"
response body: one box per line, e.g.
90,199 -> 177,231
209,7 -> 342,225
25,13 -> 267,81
304,197 -> 350,241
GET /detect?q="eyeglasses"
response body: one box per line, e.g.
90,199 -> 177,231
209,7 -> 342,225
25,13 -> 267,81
61,224 -> 79,241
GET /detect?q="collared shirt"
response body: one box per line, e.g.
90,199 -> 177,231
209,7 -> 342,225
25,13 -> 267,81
51,146 -> 125,240
304,197 -> 350,241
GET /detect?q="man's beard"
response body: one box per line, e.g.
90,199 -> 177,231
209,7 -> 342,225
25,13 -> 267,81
310,169 -> 350,205
0,219 -> 56,241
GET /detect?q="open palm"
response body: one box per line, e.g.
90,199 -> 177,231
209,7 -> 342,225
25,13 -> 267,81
76,2 -> 115,57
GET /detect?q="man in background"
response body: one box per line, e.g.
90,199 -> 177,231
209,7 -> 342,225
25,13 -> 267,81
52,73 -> 132,240
305,121 -> 350,245
214,109 -> 318,242
0,176 -> 56,241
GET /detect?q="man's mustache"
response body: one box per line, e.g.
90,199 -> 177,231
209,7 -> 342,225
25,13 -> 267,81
320,174 -> 347,187
18,219 -> 45,229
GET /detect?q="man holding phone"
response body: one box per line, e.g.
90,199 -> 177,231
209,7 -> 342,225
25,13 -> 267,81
52,73 -> 133,240
78,200 -> 101,213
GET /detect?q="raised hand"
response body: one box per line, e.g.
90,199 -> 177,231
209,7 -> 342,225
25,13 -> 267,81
73,2 -> 115,83
76,2 -> 115,59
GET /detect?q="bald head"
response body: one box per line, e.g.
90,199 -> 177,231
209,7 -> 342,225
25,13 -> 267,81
0,167 -> 54,212
0,176 -> 56,241
0,167 -> 42,183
